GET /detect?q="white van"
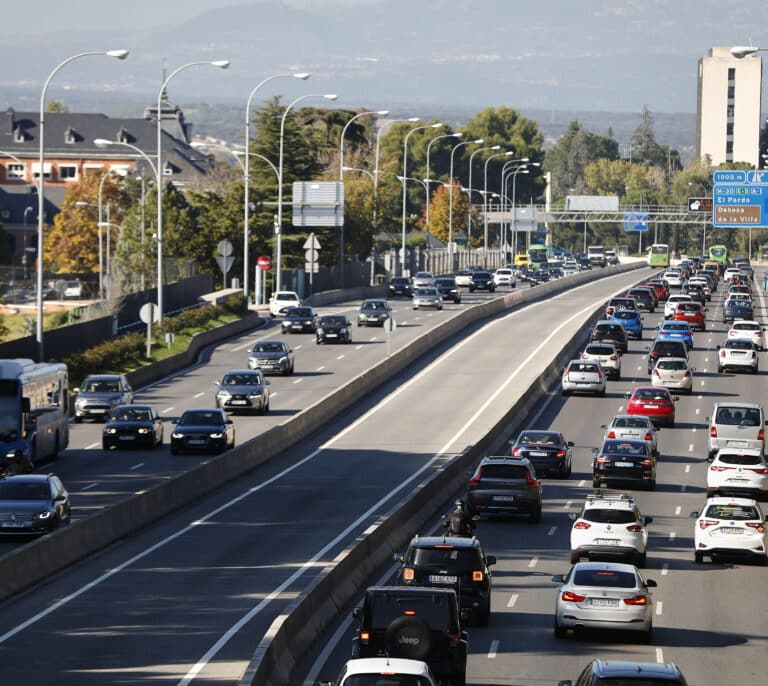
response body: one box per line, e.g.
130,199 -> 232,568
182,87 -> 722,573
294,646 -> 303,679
707,402 -> 767,459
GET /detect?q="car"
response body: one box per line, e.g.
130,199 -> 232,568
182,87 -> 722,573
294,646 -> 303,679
280,306 -> 317,334
269,290 -> 301,317
357,298 -> 391,327
692,497 -> 768,564
724,266 -> 743,282
412,271 -> 435,288
0,474 -> 71,535
604,297 -> 638,318
673,301 -> 706,330
469,271 -> 496,292
102,404 -> 163,449
592,439 -> 657,489
601,414 -> 659,456
74,374 -> 134,423
466,455 -> 543,522
316,315 -> 353,344
651,357 -> 695,394
646,339 -> 688,374
680,282 -> 706,306
320,658 -> 438,686
706,448 -> 768,500
63,280 -> 83,299
170,408 -> 235,454
492,267 -> 516,288
434,276 -> 461,304
722,298 -> 753,324
559,660 -> 689,686
662,269 -> 683,287
609,309 -> 643,340
727,320 -> 766,350
214,369 -> 271,415
645,280 -> 670,302
509,429 -> 574,477
394,535 -> 496,626
412,287 -> 443,310
247,339 -> 295,374
561,360 -> 607,397
454,270 -> 473,287
581,342 -> 621,380
549,267 -> 565,279
589,320 -> 628,354
569,492 -> 652,565
351,586 -> 467,686
727,284 -> 752,300
663,294 -> 692,319
552,561 -> 656,640
717,338 -> 759,374
656,320 -> 693,350
626,386 -> 677,428
562,261 -> 580,276
531,268 -> 551,283
605,250 -> 619,266
707,402 -> 767,459
686,277 -> 711,300
387,276 -> 413,298
625,288 -> 655,312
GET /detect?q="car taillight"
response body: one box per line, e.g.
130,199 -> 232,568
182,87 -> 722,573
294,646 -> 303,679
699,519 -> 719,529
447,633 -> 461,647
561,591 -> 586,602
556,449 -> 566,457
683,371 -> 690,377
472,571 -> 484,582
645,432 -> 653,441
359,631 -> 370,643
607,430 -> 616,438
653,369 -> 660,377
469,477 -> 480,486
623,595 -> 648,606
574,521 -> 591,529
759,429 -> 765,441
596,369 -> 603,380
751,468 -> 768,475
720,350 -> 726,358
403,567 -> 415,581
595,456 -> 610,465
511,447 -> 522,456
611,355 -> 618,361
626,524 -> 644,532
746,522 -> 766,533
710,465 -> 731,472
526,473 -> 539,488
710,426 -> 717,438
640,459 -> 653,467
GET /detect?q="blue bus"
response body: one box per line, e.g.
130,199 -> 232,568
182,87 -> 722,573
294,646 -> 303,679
0,359 -> 69,471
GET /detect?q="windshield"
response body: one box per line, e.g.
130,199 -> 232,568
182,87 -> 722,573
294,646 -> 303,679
601,441 -> 648,456
221,373 -> 263,386
82,379 -> 120,393
343,677 -> 432,686
286,308 -> 313,317
657,360 -> 687,370
109,407 -> 152,422
0,481 -> 50,500
572,569 -> 636,588
582,509 -> 637,524
362,301 -> 386,310
715,407 -> 761,426
252,342 -> 287,353
409,546 -> 481,571
416,288 -> 438,296
275,293 -> 297,301
178,411 -> 222,426
518,432 -> 559,445
611,417 -> 650,429
319,317 -> 346,326
704,504 -> 761,520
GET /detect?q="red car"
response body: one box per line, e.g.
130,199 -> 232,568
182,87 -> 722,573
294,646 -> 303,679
673,301 -> 706,331
626,386 -> 677,428
645,280 -> 669,302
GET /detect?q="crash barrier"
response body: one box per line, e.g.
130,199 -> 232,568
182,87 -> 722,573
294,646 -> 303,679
0,263 -> 644,604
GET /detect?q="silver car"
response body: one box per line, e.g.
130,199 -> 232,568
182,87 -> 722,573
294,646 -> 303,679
707,402 -> 766,459
412,271 -> 436,288
74,374 -> 134,422
651,357 -> 694,394
600,414 -> 658,456
412,287 -> 443,310
552,561 -> 656,640
561,360 -> 606,396
215,369 -> 271,415
247,340 -> 295,375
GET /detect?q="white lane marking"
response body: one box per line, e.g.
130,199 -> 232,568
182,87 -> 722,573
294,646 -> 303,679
685,465 -> 690,473
316,366 -> 325,372
194,392 -> 204,399
618,405 -> 625,412
564,500 -> 572,509
3,271 -> 642,662
700,379 -> 706,386
548,526 -> 557,536
688,443 -> 694,452
695,408 -> 700,415
86,442 -> 99,450
488,640 -> 499,659
656,648 -> 664,664
129,463 -> 144,471
691,427 -> 697,433
270,393 -> 279,399
293,379 -> 303,384
82,483 -> 98,491
675,506 -> 681,515
704,357 -> 709,363
163,407 -> 174,414
578,480 -> 585,487
528,556 -> 539,568
295,345 -> 303,350
336,355 -> 345,360
661,563 -> 669,576
636,366 -> 642,371
656,601 -> 663,616
370,337 -> 379,342
698,395 -> 703,400
669,532 -> 677,542
355,345 -> 363,350
507,593 -> 519,608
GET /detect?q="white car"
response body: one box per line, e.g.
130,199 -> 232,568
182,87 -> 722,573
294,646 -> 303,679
563,261 -> 580,276
717,338 -> 759,374
269,290 -> 301,317
581,342 -> 621,380
454,270 -> 473,287
412,271 -> 435,288
322,658 -> 438,686
651,357 -> 694,394
707,449 -> 768,500
723,267 -> 742,282
63,280 -> 83,298
601,414 -> 658,456
493,268 -> 517,288
561,359 -> 606,396
692,497 -> 768,564
727,320 -> 765,350
662,269 -> 683,287
664,294 -> 691,319
569,492 -> 652,566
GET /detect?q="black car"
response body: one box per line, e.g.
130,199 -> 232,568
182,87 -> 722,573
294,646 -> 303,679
394,536 -> 496,626
170,408 -> 235,455
592,439 -> 656,490
532,268 -> 551,283
590,320 -> 628,354
357,299 -> 391,327
559,660 -> 688,686
352,586 -> 468,686
469,271 -> 496,292
681,283 -> 706,305
102,404 -> 163,449
466,456 -> 543,522
626,288 -> 655,312
518,265 -> 536,282
723,298 -> 753,323
434,276 -> 462,304
509,430 -> 574,477
280,306 -> 317,334
316,315 -> 352,344
0,474 -> 71,535
387,276 -> 413,298
646,339 -> 688,374
575,254 -> 592,270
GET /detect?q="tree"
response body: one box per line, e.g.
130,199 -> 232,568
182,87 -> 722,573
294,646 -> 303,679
417,181 -> 470,245
47,100 -> 69,113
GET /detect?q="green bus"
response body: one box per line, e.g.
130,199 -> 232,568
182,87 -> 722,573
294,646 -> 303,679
708,244 -> 728,267
648,243 -> 670,268
528,244 -> 551,268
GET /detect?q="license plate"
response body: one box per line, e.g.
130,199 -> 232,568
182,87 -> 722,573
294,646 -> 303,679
3,522 -> 26,528
188,439 -> 205,445
594,538 -> 621,545
728,441 -> 749,447
530,451 -> 548,457
91,409 -> 106,414
643,404 -> 658,409
615,461 -> 634,468
232,400 -> 248,405
623,432 -> 641,438
428,575 -> 458,584
291,324 -> 303,328
118,435 -> 136,441
589,598 -> 620,607
326,333 -> 338,338
726,478 -> 749,483
721,527 -> 744,534
493,495 -> 515,502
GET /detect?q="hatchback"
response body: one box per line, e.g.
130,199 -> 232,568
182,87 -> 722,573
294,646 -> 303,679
412,287 -> 443,310
626,386 -> 677,428
717,338 -> 758,374
663,294 -> 692,319
559,660 -> 688,686
601,415 -> 658,456
322,658 -> 438,686
280,306 -> 318,334
316,315 -> 353,344
609,309 -> 643,340
656,321 -> 693,350
706,449 -> 768,500
469,271 -> 496,292
466,456 -> 543,522
722,298 -> 753,324
662,269 -> 683,287
646,339 -> 688,374
412,271 -> 435,288
592,439 -> 657,490
434,277 -> 461,303
0,474 -> 71,535
357,299 -> 391,327
387,276 -> 413,298
673,301 -> 705,330
581,343 -> 621,380
589,320 -> 628,353
509,430 -> 574,477
605,297 -> 638,318
692,497 -> 768,564
651,357 -> 694,394
727,320 -> 766,350
492,268 -> 516,288
625,288 -> 655,312
561,360 -> 606,397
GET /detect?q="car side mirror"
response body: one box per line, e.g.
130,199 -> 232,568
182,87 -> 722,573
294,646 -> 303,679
645,579 -> 657,588
567,441 -> 575,447
214,380 -> 220,386
690,511 -> 700,518
624,392 -> 631,399
716,345 -> 721,350
551,574 -> 565,583
644,516 -> 653,524
600,424 -> 607,429
486,555 -> 497,566
264,380 -> 271,386
172,419 -> 178,424
706,454 -> 715,463
568,513 -> 577,521
226,420 -> 233,425
691,367 -> 696,372
645,346 -> 650,351
352,607 -> 362,620
54,493 -> 67,503
591,447 -> 599,454
673,397 -> 679,402
393,553 -> 404,563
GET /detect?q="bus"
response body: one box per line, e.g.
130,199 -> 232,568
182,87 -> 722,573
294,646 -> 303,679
648,243 -> 670,268
0,359 -> 69,471
528,244 -> 552,268
708,244 -> 729,271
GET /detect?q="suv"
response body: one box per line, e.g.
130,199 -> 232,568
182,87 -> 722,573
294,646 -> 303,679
351,586 -> 468,686
269,290 -> 301,317
558,660 -> 688,686
569,492 -> 652,566
214,369 -> 270,415
322,658 -> 438,686
646,339 -> 687,374
434,276 -> 462,304
581,342 -> 621,380
466,456 -> 543,522
74,374 -> 133,422
707,402 -> 766,459
394,535 -> 496,626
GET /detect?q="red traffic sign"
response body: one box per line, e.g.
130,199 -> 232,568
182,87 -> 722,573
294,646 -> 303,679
257,255 -> 272,271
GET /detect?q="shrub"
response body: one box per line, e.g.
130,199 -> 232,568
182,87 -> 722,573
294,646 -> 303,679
222,293 -> 247,316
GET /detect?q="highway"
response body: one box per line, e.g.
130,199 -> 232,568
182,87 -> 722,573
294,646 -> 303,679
0,269 -> 646,685
305,271 -> 768,686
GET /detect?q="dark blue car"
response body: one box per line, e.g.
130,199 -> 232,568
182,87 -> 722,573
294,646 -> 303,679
723,298 -> 754,324
610,308 -> 643,340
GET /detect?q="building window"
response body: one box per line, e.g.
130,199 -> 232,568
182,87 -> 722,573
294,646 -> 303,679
59,165 -> 77,181
728,67 -> 736,81
83,164 -> 104,177
727,105 -> 735,118
31,163 -> 52,180
726,123 -> 734,135
6,163 -> 25,180
727,86 -> 735,99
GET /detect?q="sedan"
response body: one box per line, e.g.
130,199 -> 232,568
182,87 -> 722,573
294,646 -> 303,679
170,408 -> 235,455
552,562 -> 656,640
280,306 -> 317,334
626,386 -> 677,428
387,276 -> 413,298
706,449 -> 768,500
412,287 -> 443,310
248,340 -> 295,375
561,360 -> 606,397
469,271 -> 496,292
656,321 -> 693,350
102,404 -> 163,449
727,320 -> 766,350
434,276 -> 461,304
692,497 -> 768,564
651,357 -> 694,394
316,315 -> 353,344
411,271 -> 435,288
592,439 -> 657,490
717,338 -> 759,374
509,430 -> 574,477
357,299 -> 391,327
0,474 -> 71,535
722,298 -> 753,324
601,414 -> 658,456
214,369 -> 270,415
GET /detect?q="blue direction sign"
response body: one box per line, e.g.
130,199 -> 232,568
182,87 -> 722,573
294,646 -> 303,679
713,170 -> 746,184
713,170 -> 768,228
623,211 -> 649,232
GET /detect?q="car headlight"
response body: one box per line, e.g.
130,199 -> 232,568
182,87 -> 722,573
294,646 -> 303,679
217,390 -> 230,398
279,355 -> 289,364
34,511 -> 52,520
210,432 -> 224,439
105,428 -> 117,434
138,428 -> 150,434
340,328 -> 348,334
76,398 -> 86,408
172,432 -> 184,439
248,390 -> 263,397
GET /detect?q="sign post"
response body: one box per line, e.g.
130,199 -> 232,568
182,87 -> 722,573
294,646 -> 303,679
255,255 -> 271,305
139,302 -> 159,358
384,314 -> 397,357
303,233 -> 321,294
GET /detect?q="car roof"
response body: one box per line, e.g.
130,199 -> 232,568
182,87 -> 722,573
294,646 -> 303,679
714,448 -> 763,457
713,401 -> 762,410
610,414 -> 652,423
0,474 -> 54,483
342,658 -> 433,677
480,455 -> 531,467
408,535 -> 480,549
590,660 -> 683,680
113,404 -> 154,410
254,339 -> 288,345
84,374 -> 123,380
704,495 -> 760,506
223,369 -> 262,375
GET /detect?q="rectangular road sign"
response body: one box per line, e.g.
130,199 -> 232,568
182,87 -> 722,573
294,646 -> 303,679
713,173 -> 768,227
623,211 -> 649,232
688,197 -> 712,213
714,205 -> 762,226
713,170 -> 746,184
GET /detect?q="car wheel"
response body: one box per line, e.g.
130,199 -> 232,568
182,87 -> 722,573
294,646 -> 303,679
102,442 -> 110,450
753,365 -> 759,375
598,388 -> 606,397
614,372 -> 621,381
529,507 -> 542,524
171,446 -> 181,455
648,479 -> 656,491
694,551 -> 705,564
316,338 -> 322,344
74,416 -> 83,424
592,478 -> 601,488
561,389 -> 570,397
641,626 -> 653,644
554,619 -> 567,639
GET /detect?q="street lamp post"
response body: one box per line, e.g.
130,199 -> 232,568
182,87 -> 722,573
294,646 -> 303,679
276,93 -> 338,292
466,145 -> 500,245
482,151 -> 514,263
501,159 -> 535,256
156,59 -> 230,323
35,48 -> 128,362
424,132 -> 462,249
446,138 -> 483,263
242,72 -> 309,303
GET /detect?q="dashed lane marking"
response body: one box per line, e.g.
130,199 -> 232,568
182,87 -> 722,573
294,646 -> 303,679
675,506 -> 681,515
685,465 -> 690,473
656,602 -> 663,616
564,500 -> 572,509
86,442 -> 99,450
336,355 -> 345,360
669,532 -> 677,542
548,526 -> 557,536
194,392 -> 204,399
316,366 -> 325,371
528,557 -> 539,568
507,593 -> 518,608
163,407 -> 174,414
82,483 -> 98,491
488,640 -> 499,659
656,648 -> 664,664
129,463 -> 144,471
661,563 -> 669,576
293,379 -> 303,384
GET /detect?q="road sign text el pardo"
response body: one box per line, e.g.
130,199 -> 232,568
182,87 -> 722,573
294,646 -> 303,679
257,255 -> 272,271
